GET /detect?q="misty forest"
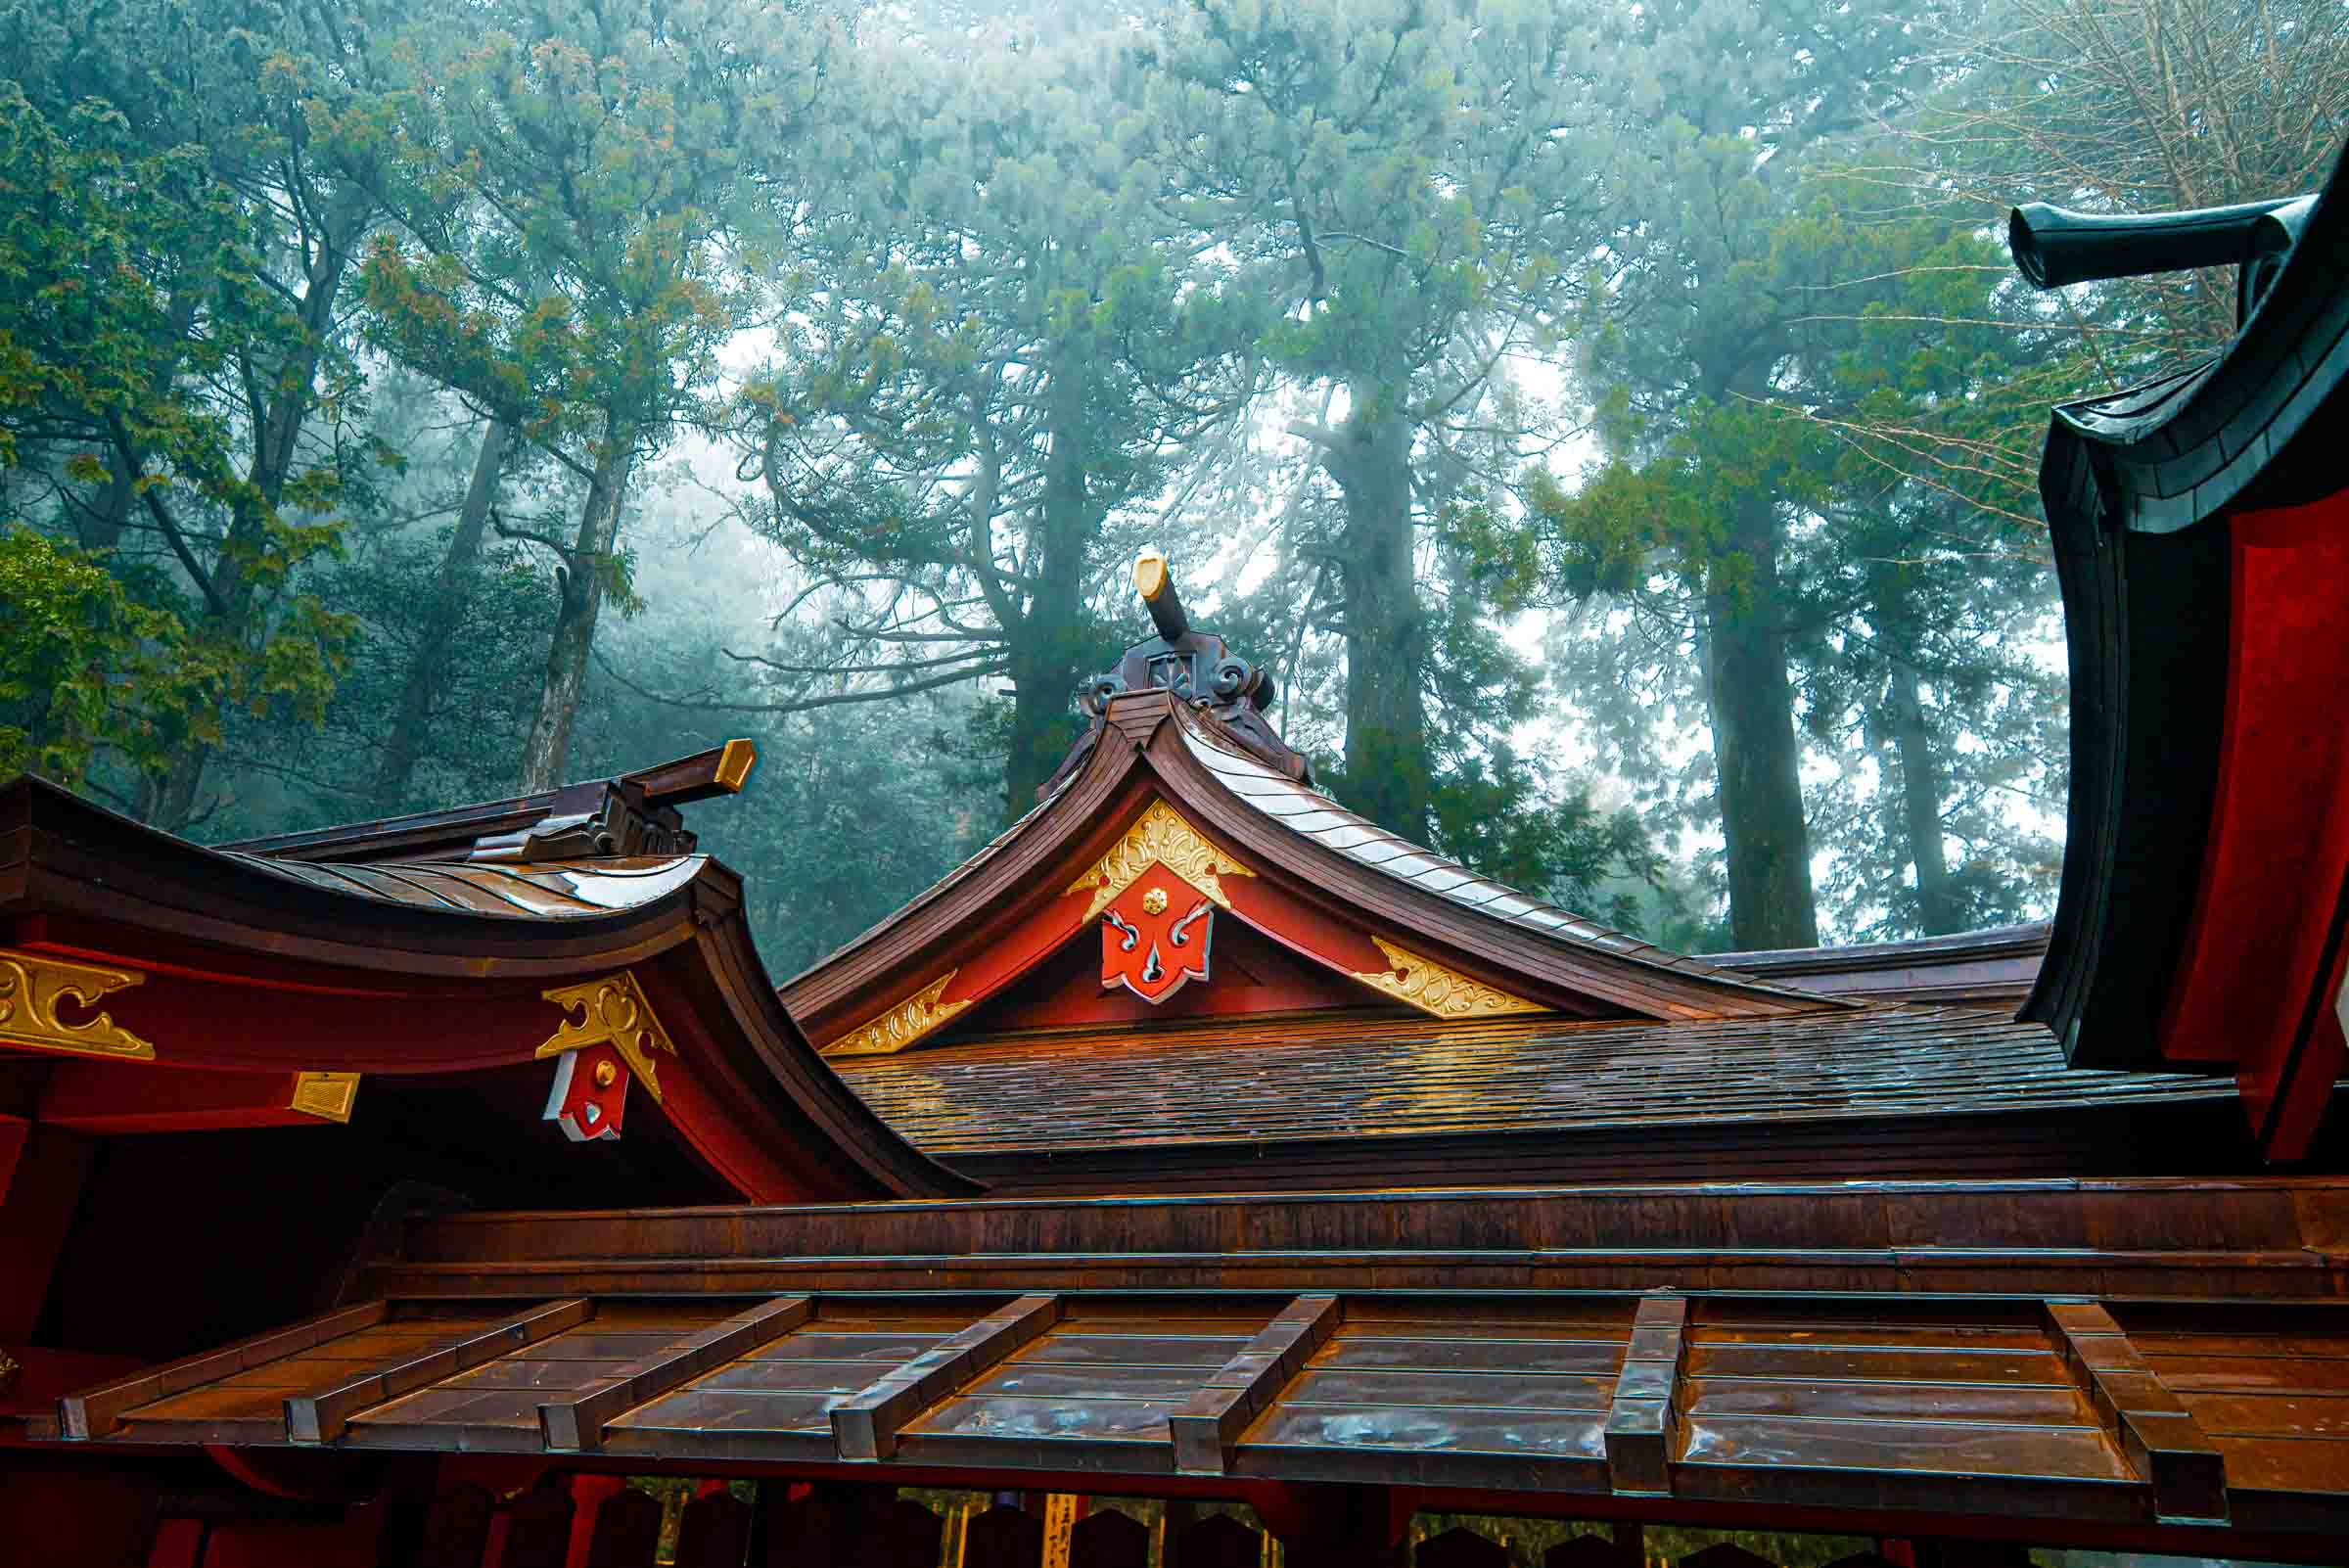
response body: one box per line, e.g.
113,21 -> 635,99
1,0 -> 2341,973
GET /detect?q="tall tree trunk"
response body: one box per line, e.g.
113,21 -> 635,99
1322,392 -> 1431,843
1702,489 -> 1818,949
1886,654 -> 1961,934
1003,364 -> 1093,812
80,286 -> 203,554
518,415 -> 637,793
373,420 -> 513,811
144,189 -> 371,833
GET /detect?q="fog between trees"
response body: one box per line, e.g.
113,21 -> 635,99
3,0 -> 2342,966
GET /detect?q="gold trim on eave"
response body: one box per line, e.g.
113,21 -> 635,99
1353,938 -> 1546,1019
825,971 -> 970,1058
289,1072 -> 361,1123
1067,800 -> 1254,923
538,970 -> 678,1101
0,947 -> 156,1061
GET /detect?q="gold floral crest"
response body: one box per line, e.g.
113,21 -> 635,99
1067,800 -> 1254,922
537,970 -> 679,1100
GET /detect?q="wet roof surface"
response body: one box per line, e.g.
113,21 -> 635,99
834,1003 -> 2232,1154
221,852 -> 706,918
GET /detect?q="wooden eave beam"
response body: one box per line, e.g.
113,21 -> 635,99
375,1177 -> 2349,1304
61,1300 -> 390,1440
2046,1300 -> 2230,1522
830,1293 -> 1062,1460
1171,1293 -> 1342,1474
287,1299 -> 593,1444
540,1294 -> 812,1452
622,739 -> 758,807
1603,1294 -> 1687,1496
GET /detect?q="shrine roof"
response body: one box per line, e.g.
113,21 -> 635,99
781,693 -> 1839,1054
1174,709 -> 1782,992
834,1002 -> 2233,1157
1712,922 -> 2047,1006
37,1176 -> 2349,1552
2017,134 -> 2349,1159
0,770 -> 975,1202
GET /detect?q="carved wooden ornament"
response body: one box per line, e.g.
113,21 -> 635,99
1066,800 -> 1253,921
0,947 -> 156,1061
1100,873 -> 1216,1004
537,970 -> 678,1142
1353,938 -> 1545,1018
825,970 -> 971,1058
543,1042 -> 631,1142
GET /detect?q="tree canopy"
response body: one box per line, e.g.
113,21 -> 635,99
5,0 -> 2334,959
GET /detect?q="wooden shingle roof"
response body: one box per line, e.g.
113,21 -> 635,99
835,1003 -> 2232,1157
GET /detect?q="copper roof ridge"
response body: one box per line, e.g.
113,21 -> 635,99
1166,703 -> 1840,1007
217,847 -> 711,919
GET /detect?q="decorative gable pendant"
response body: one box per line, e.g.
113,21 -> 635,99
534,970 -> 677,1143
1101,874 -> 1215,1004
543,1042 -> 628,1142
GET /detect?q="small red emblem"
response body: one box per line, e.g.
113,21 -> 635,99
1100,870 -> 1215,1003
543,1042 -> 628,1141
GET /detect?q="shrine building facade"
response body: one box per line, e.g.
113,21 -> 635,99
6,151 -> 2349,1568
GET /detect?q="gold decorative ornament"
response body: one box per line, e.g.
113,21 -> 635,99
1353,938 -> 1546,1019
288,1072 -> 360,1123
1068,800 -> 1254,922
825,971 -> 970,1058
0,947 -> 155,1061
593,1059 -> 619,1088
714,737 -> 758,792
1141,886 -> 1170,916
0,1348 -> 18,1399
537,970 -> 679,1101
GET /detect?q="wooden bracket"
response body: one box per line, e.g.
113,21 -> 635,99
831,1294 -> 1062,1460
540,1295 -> 812,1451
61,1301 -> 390,1440
2043,1300 -> 2228,1521
1603,1293 -> 1687,1495
1170,1294 -> 1342,1475
287,1299 -> 593,1444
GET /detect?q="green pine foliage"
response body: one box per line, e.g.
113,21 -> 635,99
4,0 -> 2332,955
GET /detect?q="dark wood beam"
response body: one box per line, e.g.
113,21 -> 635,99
2044,1300 -> 2229,1521
1604,1294 -> 1687,1495
380,1177 -> 2349,1304
540,1295 -> 812,1451
622,740 -> 758,807
60,1300 -> 389,1439
286,1299 -> 592,1443
830,1295 -> 1061,1460
1171,1294 -> 1341,1474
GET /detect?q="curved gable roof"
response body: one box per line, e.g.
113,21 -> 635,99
779,690 -> 1842,1055
0,775 -> 973,1201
